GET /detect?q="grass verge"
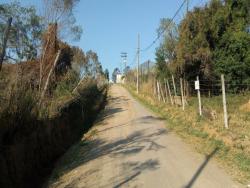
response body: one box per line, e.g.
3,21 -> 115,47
124,84 -> 250,184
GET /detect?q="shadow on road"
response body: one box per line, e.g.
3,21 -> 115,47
184,147 -> 219,188
48,92 -> 168,187
97,115 -> 166,134
49,126 -> 167,187
113,171 -> 141,188
113,159 -> 160,188
93,95 -> 130,124
95,107 -> 125,124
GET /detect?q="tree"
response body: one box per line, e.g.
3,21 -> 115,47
176,5 -> 213,81
157,18 -> 178,65
155,18 -> 177,81
42,0 -> 82,41
213,0 -> 250,90
155,47 -> 171,81
112,68 -> 120,83
0,17 -> 12,71
153,0 -> 250,93
71,46 -> 87,78
86,50 -> 103,78
175,0 -> 250,85
124,66 -> 130,75
104,69 -> 109,81
0,2 -> 44,61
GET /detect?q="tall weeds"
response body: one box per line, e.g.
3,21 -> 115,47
0,75 -> 107,187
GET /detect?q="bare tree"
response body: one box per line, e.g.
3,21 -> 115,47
42,0 -> 82,41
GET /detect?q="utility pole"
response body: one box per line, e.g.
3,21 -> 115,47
186,0 -> 189,13
137,34 -> 140,94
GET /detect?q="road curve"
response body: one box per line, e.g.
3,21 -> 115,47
48,85 -> 241,188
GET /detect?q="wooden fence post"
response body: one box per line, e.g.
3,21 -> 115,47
172,75 -> 177,104
160,82 -> 166,103
166,79 -> 173,105
196,76 -> 202,116
157,80 -> 161,101
221,74 -> 229,129
164,78 -> 169,103
153,77 -> 157,98
183,79 -> 188,104
186,81 -> 190,98
180,78 -> 185,110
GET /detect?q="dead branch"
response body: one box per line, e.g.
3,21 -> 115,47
72,76 -> 85,94
39,50 -> 61,105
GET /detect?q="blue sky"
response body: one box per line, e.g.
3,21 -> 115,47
3,0 -> 208,74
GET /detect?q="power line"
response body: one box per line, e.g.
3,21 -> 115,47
127,51 -> 136,67
129,0 -> 188,68
141,0 -> 187,52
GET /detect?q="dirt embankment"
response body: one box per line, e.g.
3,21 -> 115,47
0,84 -> 107,188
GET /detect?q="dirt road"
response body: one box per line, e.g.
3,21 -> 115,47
48,85 -> 241,188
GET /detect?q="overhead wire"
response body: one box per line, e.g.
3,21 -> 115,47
129,0 -> 188,68
140,0 -> 187,52
128,51 -> 137,67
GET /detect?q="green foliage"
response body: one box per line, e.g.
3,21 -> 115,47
85,50 -> 103,78
0,2 -> 44,61
177,4 -> 214,80
235,153 -> 250,172
214,31 -> 250,89
0,86 -> 38,126
155,18 -> 178,81
70,47 -> 105,80
157,18 -> 178,63
71,46 -> 87,77
104,69 -> 109,81
155,47 -> 171,81
53,70 -> 79,98
156,0 -> 250,88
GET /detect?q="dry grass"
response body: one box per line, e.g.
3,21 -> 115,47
125,83 -> 250,184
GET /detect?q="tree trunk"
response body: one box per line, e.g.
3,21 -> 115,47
0,17 -> 12,71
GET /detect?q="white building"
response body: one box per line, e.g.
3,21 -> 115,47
116,73 -> 124,84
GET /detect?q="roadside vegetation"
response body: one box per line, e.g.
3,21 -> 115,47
125,0 -> 250,184
0,1 -> 108,187
125,84 -> 249,183
153,0 -> 250,86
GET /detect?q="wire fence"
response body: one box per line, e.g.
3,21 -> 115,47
125,68 -> 250,130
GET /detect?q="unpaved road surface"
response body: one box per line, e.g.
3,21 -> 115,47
48,85 -> 241,188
